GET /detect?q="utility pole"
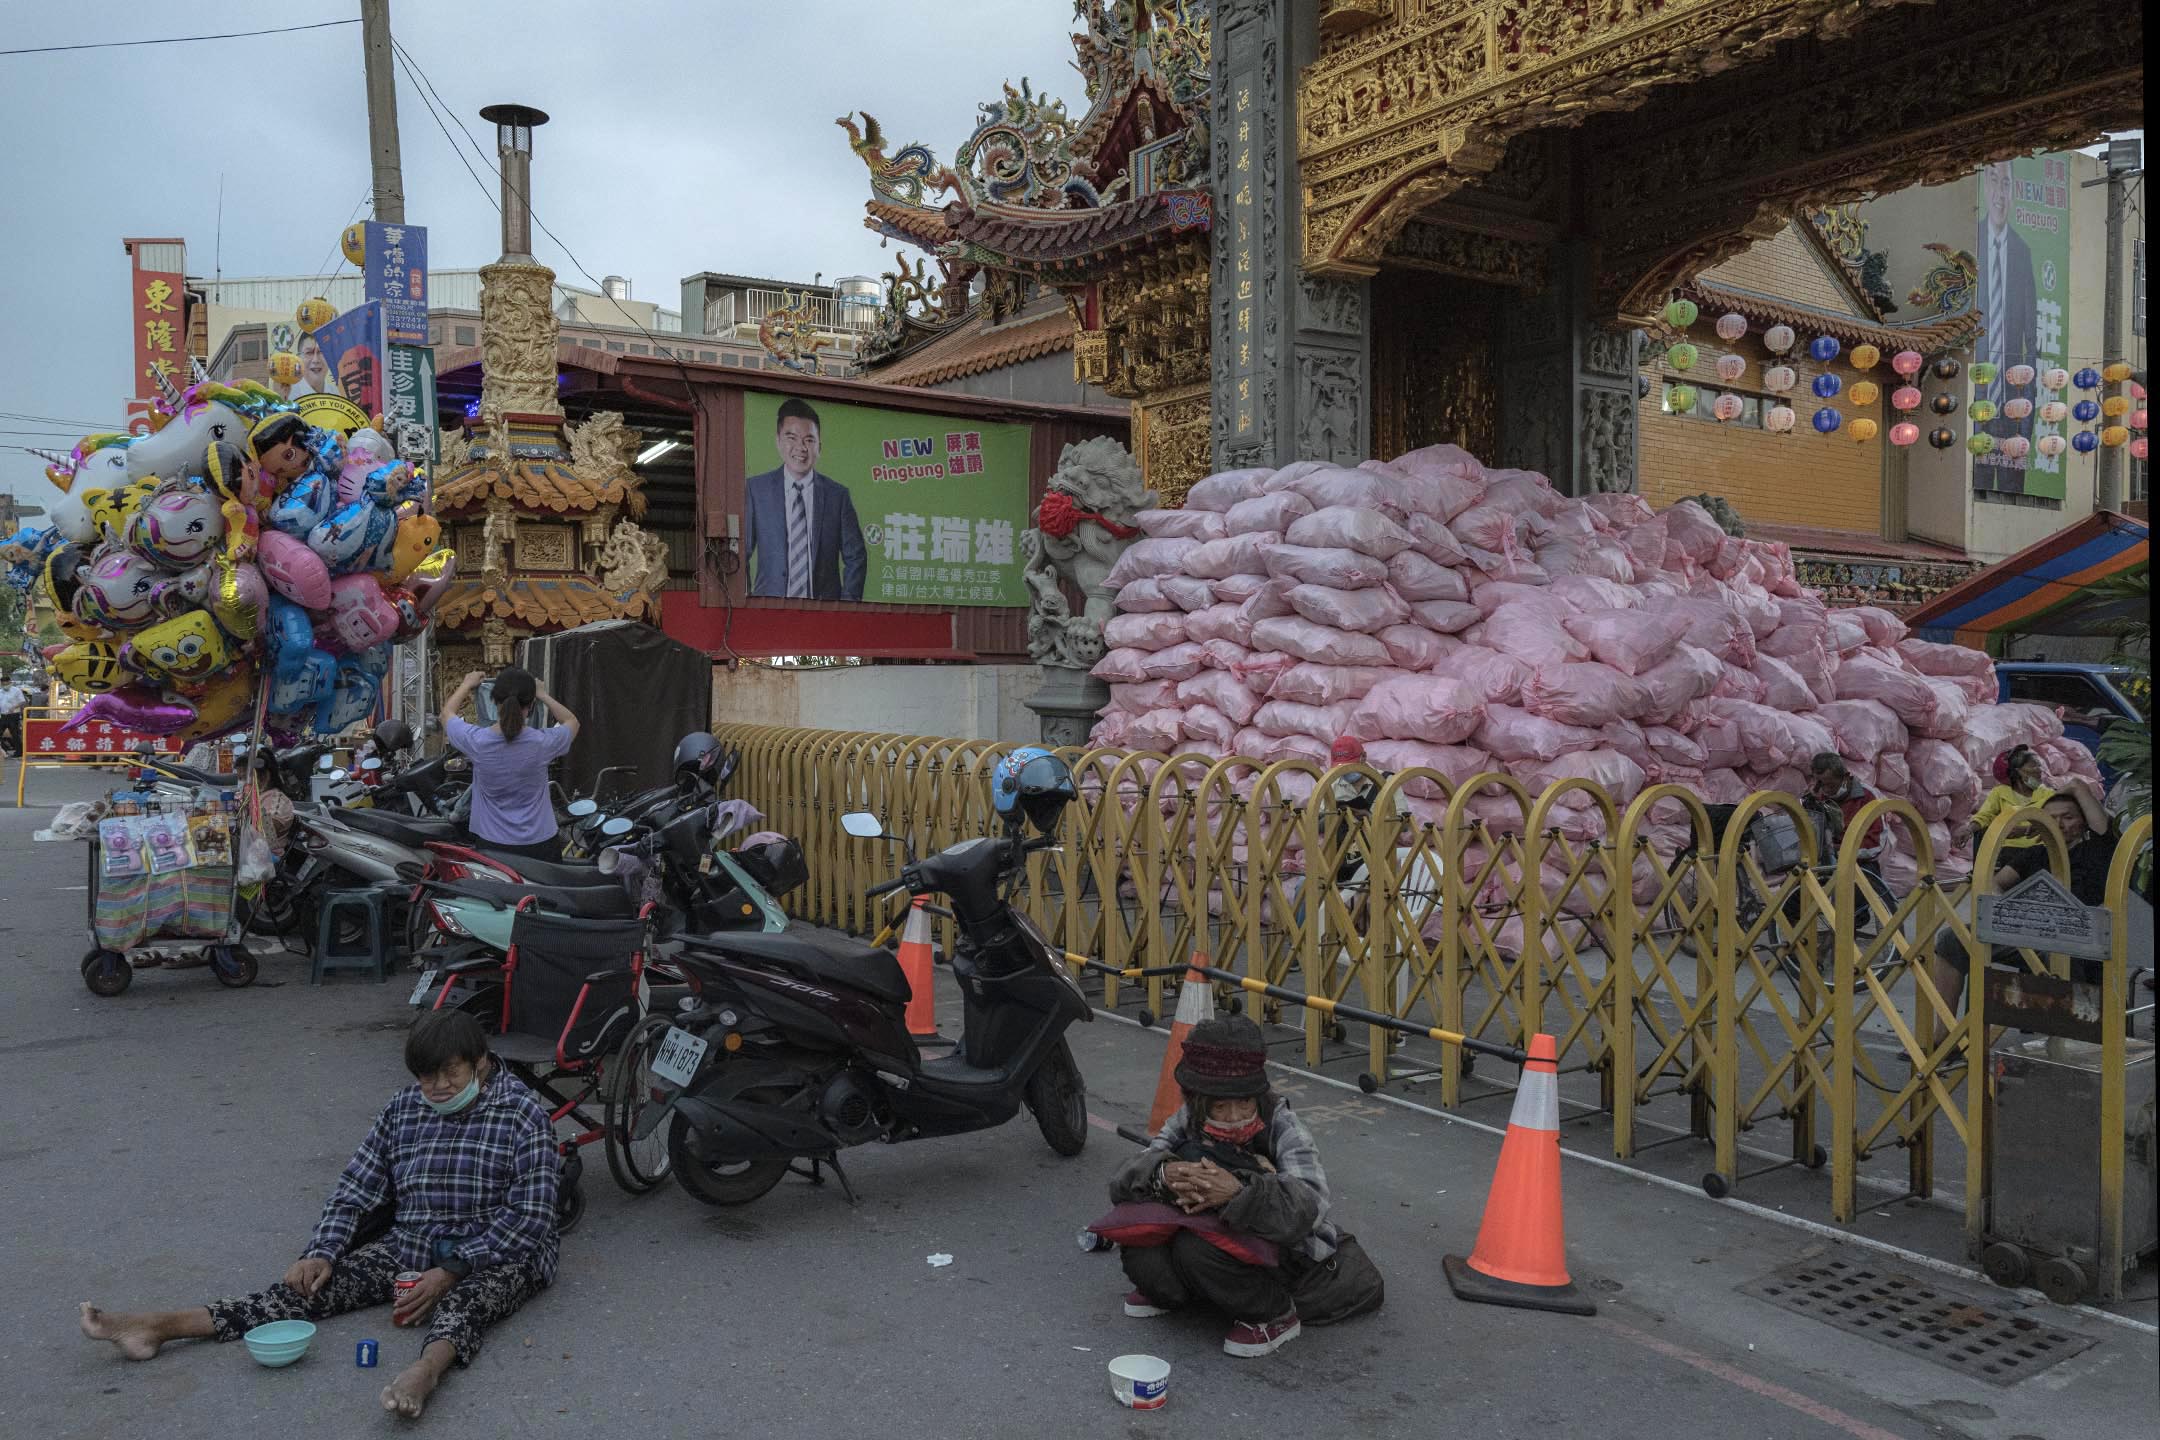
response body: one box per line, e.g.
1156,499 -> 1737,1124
360,0 -> 405,223
2093,136 -> 2139,512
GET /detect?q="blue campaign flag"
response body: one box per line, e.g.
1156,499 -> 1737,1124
364,221 -> 429,344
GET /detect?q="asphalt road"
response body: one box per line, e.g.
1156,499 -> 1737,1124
2,767 -> 2152,1440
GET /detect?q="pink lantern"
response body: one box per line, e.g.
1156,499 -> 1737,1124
2132,436 -> 2150,460
1999,435 -> 2031,460
2036,433 -> 2068,458
1764,365 -> 1797,394
2002,397 -> 2032,420
1712,393 -> 1744,422
1890,385 -> 1922,411
2038,400 -> 2069,424
1765,405 -> 1797,433
2005,363 -> 2036,387
2131,408 -> 2148,431
1890,349 -> 1924,376
1888,421 -> 1921,447
2040,367 -> 2070,391
1763,324 -> 1796,354
1715,312 -> 1747,341
2132,381 -> 2148,401
1715,354 -> 1747,382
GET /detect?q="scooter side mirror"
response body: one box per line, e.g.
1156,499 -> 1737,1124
360,757 -> 384,773
840,811 -> 885,839
601,816 -> 634,837
327,768 -> 350,782
317,754 -> 336,771
566,798 -> 599,818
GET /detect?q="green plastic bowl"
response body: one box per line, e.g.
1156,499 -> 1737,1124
243,1319 -> 316,1367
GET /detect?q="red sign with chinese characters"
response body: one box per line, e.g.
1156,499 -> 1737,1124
23,715 -> 183,761
131,268 -> 186,402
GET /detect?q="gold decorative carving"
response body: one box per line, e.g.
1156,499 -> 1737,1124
597,517 -> 672,620
1099,244 -> 1211,400
1132,383 -> 1211,509
1073,329 -> 1112,386
1384,219 -> 1546,291
477,259 -> 562,429
1320,0 -> 1392,40
515,523 -> 577,572
480,616 -> 515,668
480,500 -> 513,589
564,412 -> 646,517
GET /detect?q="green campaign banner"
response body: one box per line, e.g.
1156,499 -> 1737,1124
1974,154 -> 2072,500
740,392 -> 1031,607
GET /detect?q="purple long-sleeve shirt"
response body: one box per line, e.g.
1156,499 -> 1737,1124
445,717 -> 573,846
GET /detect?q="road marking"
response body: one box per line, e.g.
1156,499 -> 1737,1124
1085,1111 -> 1121,1136
1603,1318 -> 1910,1440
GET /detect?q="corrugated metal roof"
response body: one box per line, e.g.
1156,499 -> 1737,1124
194,271 -> 680,330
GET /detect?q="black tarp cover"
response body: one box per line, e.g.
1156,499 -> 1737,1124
516,621 -> 711,798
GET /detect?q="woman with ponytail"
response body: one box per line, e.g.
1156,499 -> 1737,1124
439,666 -> 579,861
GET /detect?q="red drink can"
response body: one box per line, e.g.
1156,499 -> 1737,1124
394,1271 -> 424,1305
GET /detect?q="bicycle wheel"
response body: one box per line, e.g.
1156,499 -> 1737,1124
603,1014 -> 676,1194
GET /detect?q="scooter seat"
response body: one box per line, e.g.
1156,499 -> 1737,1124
450,875 -> 633,921
472,849 -> 610,888
681,924 -> 911,1006
342,809 -> 463,845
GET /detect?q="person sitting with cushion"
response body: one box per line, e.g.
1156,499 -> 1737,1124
1097,1015 -> 1383,1357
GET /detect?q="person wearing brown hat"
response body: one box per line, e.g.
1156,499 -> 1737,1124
1107,1014 -> 1384,1356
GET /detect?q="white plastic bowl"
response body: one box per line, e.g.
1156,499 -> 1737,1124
1108,1353 -> 1171,1409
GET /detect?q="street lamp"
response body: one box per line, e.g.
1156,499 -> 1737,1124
479,102 -> 549,263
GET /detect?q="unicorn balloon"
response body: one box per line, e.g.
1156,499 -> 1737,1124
126,379 -> 286,482
35,435 -> 139,546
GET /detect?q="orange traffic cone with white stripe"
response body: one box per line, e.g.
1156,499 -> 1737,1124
1146,956 -> 1215,1132
897,897 -> 939,1039
1442,1033 -> 1595,1315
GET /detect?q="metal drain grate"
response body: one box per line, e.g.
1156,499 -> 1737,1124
1740,1256 -> 2096,1385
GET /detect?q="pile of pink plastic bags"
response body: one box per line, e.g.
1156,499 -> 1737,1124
1088,444 -> 2097,889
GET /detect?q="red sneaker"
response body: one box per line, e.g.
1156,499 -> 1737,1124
1123,1290 -> 1173,1318
1223,1311 -> 1301,1357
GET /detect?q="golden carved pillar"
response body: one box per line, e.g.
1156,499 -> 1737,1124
478,259 -> 562,434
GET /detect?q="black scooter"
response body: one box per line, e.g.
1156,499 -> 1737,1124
634,808 -> 1092,1206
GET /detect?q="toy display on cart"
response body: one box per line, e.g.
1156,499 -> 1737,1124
79,786 -> 257,997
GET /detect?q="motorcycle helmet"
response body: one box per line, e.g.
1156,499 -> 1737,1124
992,747 -> 1076,834
372,718 -> 413,755
734,835 -> 807,898
672,731 -> 722,787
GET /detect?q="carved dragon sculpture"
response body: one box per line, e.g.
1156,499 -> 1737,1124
757,290 -> 836,374
836,112 -> 961,207
1908,242 -> 1978,318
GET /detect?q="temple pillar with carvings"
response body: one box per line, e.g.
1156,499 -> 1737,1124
1500,241 -> 1642,496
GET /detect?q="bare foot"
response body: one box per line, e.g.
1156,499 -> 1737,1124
79,1303 -> 164,1361
380,1362 -> 439,1420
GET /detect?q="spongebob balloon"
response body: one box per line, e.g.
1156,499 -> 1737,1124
120,610 -> 233,689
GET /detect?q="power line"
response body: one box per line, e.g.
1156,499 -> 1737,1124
0,19 -> 357,57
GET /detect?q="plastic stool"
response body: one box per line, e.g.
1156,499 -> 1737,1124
312,887 -> 396,983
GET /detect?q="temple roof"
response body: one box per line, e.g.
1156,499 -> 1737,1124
872,308 -> 1074,388
433,455 -> 642,517
945,191 -> 1210,270
434,575 -> 634,630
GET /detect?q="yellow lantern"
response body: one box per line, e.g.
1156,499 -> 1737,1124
2101,425 -> 2130,447
340,223 -> 367,268
268,351 -> 302,386
2101,361 -> 2134,384
1849,417 -> 1880,443
1849,381 -> 1880,407
295,297 -> 338,334
2102,395 -> 2132,418
1849,343 -> 1880,371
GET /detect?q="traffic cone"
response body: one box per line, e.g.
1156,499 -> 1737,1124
1442,1033 -> 1596,1316
897,897 -> 938,1038
1146,957 -> 1215,1133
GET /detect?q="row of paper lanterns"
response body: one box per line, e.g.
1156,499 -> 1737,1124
1659,299 -> 2146,454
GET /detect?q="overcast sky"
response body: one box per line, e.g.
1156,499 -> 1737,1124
0,1 -> 1078,512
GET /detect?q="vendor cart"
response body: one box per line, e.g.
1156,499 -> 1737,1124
78,805 -> 258,998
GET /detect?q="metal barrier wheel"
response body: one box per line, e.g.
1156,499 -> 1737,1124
2034,1257 -> 2086,1305
1701,1172 -> 1731,1200
1981,1242 -> 2031,1290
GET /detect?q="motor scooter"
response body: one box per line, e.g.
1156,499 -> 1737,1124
631,807 -> 1091,1208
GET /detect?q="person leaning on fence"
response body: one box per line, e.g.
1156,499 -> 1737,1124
1100,1016 -> 1384,1357
79,1010 -> 560,1419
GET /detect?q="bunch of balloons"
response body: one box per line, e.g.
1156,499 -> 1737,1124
7,362 -> 456,743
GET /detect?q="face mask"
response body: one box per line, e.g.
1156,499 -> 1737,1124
426,1075 -> 481,1115
1203,1113 -> 1265,1145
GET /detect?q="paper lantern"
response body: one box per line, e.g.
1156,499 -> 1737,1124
2037,433 -> 2068,457
1712,393 -> 1744,423
2003,397 -> 2032,420
2073,398 -> 2101,423
2103,361 -> 2133,383
1666,342 -> 1699,372
2133,381 -> 2148,400
1812,372 -> 1843,399
1890,349 -> 1924,376
2040,367 -> 2070,391
2102,395 -> 2131,418
1766,405 -> 1797,433
1891,385 -> 1923,412
1850,344 -> 1880,371
1999,435 -> 2030,460
2006,363 -> 2036,387
294,297 -> 338,334
1765,365 -> 1798,394
2039,400 -> 2070,424
1966,433 -> 1996,455
1931,356 -> 1963,381
2102,425 -> 2129,447
1666,383 -> 1698,412
2131,408 -> 2148,430
340,223 -> 366,267
2072,367 -> 2101,390
1889,421 -> 1921,446
1715,312 -> 1748,341
1929,392 -> 1960,415
1809,335 -> 1841,363
1928,426 -> 1957,449
1849,380 -> 1880,407
2132,436 -> 2150,460
1969,361 -> 1999,387
1715,354 -> 1747,382
268,351 -> 302,386
1849,417 -> 1879,443
1812,407 -> 1842,434
1662,299 -> 1699,329
1764,324 -> 1796,354
2072,430 -> 2099,453
1968,399 -> 1998,423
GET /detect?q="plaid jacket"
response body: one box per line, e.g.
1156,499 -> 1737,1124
1113,1099 -> 1342,1263
305,1060 -> 560,1282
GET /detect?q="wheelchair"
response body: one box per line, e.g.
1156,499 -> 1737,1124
418,898 -> 673,1232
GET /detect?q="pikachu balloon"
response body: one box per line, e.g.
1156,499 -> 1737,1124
387,503 -> 443,584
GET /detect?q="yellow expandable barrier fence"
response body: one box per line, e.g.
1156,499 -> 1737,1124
717,725 -> 2154,1299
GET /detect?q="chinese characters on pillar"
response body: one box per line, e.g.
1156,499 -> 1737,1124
130,267 -> 186,424
1232,83 -> 1256,438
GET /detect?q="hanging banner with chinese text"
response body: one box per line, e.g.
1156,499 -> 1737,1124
384,343 -> 438,469
740,393 -> 1030,607
24,714 -> 183,759
363,221 -> 429,345
1973,154 -> 2071,501
130,267 -> 185,402
308,302 -> 386,423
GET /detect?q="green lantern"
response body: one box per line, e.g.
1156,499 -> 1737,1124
1968,399 -> 1998,423
1965,432 -> 1996,456
1662,299 -> 1699,329
1666,342 -> 1699,372
1666,383 -> 1698,413
1968,361 -> 1999,387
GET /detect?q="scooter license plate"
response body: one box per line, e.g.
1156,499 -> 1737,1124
407,968 -> 439,1006
650,1026 -> 709,1088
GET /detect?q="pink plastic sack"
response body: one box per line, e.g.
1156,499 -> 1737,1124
1199,639 -> 1254,673
1176,669 -> 1263,725
1665,598 -> 1757,667
1132,509 -> 1227,542
1644,725 -> 1709,770
1124,708 -> 1185,752
1102,537 -> 1201,590
1225,491 -> 1314,535
1180,704 -> 1237,750
1403,514 -> 1470,565
1526,749 -> 1647,807
1913,677 -> 1973,740
1286,506 -> 1415,560
1185,603 -> 1256,648
1773,640 -> 1837,706
1825,611 -> 1869,655
1183,468 -> 1273,512
1815,699 -> 1906,760
1451,503 -> 1527,555
1955,703 -> 2062,772
1103,612 -> 1187,651
1239,579 -> 1297,624
1235,651 -> 1299,690
1536,537 -> 1636,585
1619,514 -> 1670,575
1386,549 -> 1471,602
1751,653 -> 1815,712
1549,575 -> 1640,612
1253,698 -> 1360,740
1907,737 -> 1980,805
1411,600 -> 1481,634
1389,446 -> 1488,520
1562,607 -> 1689,676
1847,606 -> 1908,647
1268,662 -> 1391,706
1263,545 -> 1389,590
1879,752 -> 1911,797
1352,674 -> 1484,745
1897,638 -> 1992,680
1287,466 -> 1412,520
1365,740 -> 1495,796
1477,705 -> 1604,763
1636,644 -> 1724,723
1157,575 -> 1217,613
1116,577 -> 1177,613
1443,646 -> 1535,704
1471,579 -> 1566,619
1287,582 -> 1410,634
1832,656 -> 1944,732
1462,547 -> 1549,585
1377,624 -> 1458,670
1582,492 -> 1656,530
1482,603 -> 1590,668
1483,469 -> 1565,517
1186,531 -> 1281,580
1212,574 -> 1270,603
1093,647 -> 1151,683
1662,501 -> 1727,564
1524,662 -> 1649,728
1712,663 -> 1767,704
1136,643 -> 1207,683
1107,680 -> 1179,715
1249,615 -> 1392,667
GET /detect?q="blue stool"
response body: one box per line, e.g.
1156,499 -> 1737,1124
312,887 -> 396,984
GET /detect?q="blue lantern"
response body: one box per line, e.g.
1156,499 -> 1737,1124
2072,430 -> 2100,453
2073,398 -> 2102,423
2072,367 -> 2102,390
1812,406 -> 1842,434
1812,372 -> 1843,399
1809,335 -> 1841,363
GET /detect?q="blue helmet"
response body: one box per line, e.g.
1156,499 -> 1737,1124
991,746 -> 1076,832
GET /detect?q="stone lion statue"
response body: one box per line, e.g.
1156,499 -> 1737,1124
1022,436 -> 1152,669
